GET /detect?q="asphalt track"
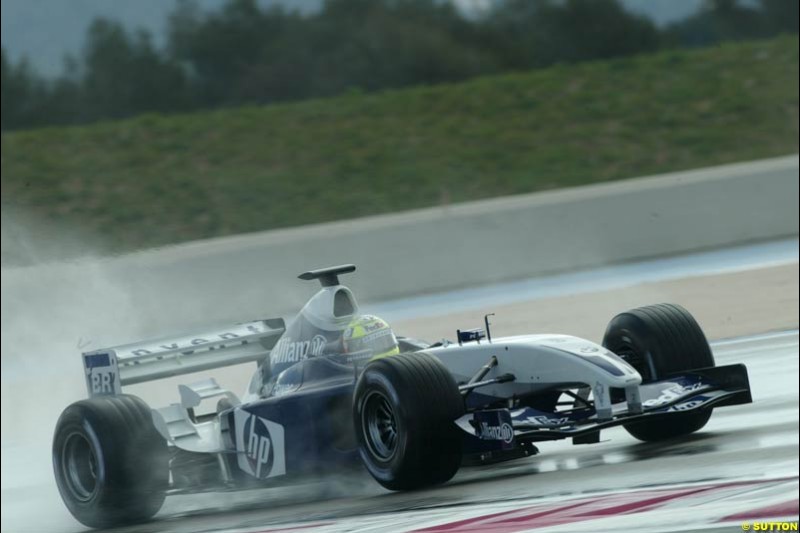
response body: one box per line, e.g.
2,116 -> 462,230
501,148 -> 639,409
4,330 -> 796,533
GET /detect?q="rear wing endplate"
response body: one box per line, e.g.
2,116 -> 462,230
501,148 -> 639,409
82,318 -> 285,397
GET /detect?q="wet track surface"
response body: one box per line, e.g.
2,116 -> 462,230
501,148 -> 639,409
6,330 -> 795,532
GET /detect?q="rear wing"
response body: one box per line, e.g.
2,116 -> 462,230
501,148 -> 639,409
82,318 -> 285,397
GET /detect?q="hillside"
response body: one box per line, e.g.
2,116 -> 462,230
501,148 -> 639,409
1,35 -> 797,253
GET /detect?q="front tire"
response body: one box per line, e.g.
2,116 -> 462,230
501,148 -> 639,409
53,395 -> 168,528
354,353 -> 464,490
602,303 -> 715,442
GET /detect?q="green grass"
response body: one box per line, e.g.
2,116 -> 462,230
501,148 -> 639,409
2,35 -> 798,253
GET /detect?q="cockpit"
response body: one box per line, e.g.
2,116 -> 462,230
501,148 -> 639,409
246,265 -> 401,399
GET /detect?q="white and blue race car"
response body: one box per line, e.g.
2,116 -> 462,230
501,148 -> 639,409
53,265 -> 752,528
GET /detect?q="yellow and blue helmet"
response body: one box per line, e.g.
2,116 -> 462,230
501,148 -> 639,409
342,315 -> 399,360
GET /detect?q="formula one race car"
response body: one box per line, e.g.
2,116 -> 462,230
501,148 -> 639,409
53,265 -> 753,528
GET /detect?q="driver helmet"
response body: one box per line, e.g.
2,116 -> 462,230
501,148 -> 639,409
342,315 -> 399,360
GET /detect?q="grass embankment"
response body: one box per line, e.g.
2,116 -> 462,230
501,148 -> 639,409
2,35 -> 797,252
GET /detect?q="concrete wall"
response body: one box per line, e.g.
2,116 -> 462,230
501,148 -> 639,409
109,155 -> 798,321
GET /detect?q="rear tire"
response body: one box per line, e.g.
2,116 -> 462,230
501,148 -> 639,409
53,395 -> 168,528
354,352 -> 464,490
602,303 -> 715,442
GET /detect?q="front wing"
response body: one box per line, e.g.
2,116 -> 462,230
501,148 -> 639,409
456,364 -> 752,445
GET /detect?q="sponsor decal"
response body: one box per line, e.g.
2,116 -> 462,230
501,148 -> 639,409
644,382 -> 704,408
669,398 -> 705,411
271,335 -> 327,365
234,410 -> 286,479
363,319 -> 387,332
329,351 -> 374,365
524,415 -> 571,427
84,352 -> 119,395
125,323 -> 266,358
478,421 -> 514,443
270,382 -> 300,397
89,370 -> 116,395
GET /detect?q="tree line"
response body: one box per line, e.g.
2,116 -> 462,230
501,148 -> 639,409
2,0 -> 797,131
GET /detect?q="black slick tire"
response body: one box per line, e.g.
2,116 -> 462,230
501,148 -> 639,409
353,352 -> 464,490
52,394 -> 168,528
602,303 -> 715,442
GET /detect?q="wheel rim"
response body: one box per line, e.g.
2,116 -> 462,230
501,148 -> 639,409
61,432 -> 98,502
361,390 -> 398,461
614,340 -> 656,382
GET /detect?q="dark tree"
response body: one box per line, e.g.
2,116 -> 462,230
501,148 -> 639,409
664,0 -> 770,47
81,19 -> 191,120
488,0 -> 660,68
2,0 -> 796,132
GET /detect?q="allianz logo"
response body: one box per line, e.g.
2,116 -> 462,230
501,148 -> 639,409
271,335 -> 327,364
479,421 -> 514,443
